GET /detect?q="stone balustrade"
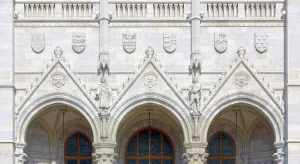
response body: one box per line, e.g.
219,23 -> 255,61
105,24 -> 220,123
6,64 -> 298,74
16,0 -> 284,21
24,3 -> 55,18
207,3 -> 238,17
115,3 -> 147,18
62,3 -> 93,18
153,3 -> 184,18
245,3 -> 276,17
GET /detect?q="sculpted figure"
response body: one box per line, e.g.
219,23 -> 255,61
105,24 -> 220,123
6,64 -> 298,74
188,77 -> 202,113
95,77 -> 112,112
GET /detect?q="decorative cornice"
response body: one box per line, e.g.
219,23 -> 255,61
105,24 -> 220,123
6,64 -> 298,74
15,47 -> 96,114
202,46 -> 284,113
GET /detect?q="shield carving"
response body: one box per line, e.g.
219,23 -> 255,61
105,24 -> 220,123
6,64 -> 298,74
255,33 -> 268,53
72,33 -> 86,53
31,33 -> 45,53
123,32 -> 136,53
163,33 -> 176,53
214,33 -> 227,53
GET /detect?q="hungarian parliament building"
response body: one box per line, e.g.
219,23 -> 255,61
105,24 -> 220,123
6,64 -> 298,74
0,0 -> 298,163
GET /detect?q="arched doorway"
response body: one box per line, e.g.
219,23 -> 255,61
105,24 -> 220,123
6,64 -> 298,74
64,132 -> 92,164
207,132 -> 236,164
125,127 -> 174,164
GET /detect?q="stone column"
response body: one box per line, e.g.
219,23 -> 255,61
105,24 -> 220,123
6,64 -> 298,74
190,0 -> 201,71
99,0 -> 109,63
273,141 -> 285,164
0,0 -> 14,163
93,143 -> 118,164
183,142 -> 208,164
286,0 -> 300,162
15,143 -> 27,164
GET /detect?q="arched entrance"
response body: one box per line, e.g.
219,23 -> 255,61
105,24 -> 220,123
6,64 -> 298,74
113,102 -> 187,164
205,104 -> 277,163
125,127 -> 174,164
207,132 -> 236,164
22,105 -> 95,164
64,132 -> 92,164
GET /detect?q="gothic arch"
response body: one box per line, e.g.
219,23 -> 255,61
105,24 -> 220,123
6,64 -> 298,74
199,92 -> 283,143
16,92 -> 100,144
109,92 -> 192,143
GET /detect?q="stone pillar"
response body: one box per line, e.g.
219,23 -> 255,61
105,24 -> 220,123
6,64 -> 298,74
183,142 -> 208,164
0,0 -> 14,163
286,0 -> 300,163
93,143 -> 118,164
15,143 -> 27,164
50,153 -> 58,164
99,0 -> 109,65
191,0 -> 201,55
273,141 -> 285,164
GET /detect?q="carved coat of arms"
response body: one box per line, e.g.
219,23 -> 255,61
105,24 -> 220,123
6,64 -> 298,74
123,32 -> 136,53
31,33 -> 45,53
214,33 -> 227,53
163,33 -> 176,53
72,33 -> 86,53
254,33 -> 268,53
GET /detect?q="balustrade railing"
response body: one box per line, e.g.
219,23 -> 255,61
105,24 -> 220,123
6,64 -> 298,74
15,0 -> 284,21
116,3 -> 146,17
24,3 -> 55,18
245,3 -> 276,17
207,3 -> 238,17
61,3 -> 93,18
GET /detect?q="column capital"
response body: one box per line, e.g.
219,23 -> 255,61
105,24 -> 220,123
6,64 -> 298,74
93,152 -> 118,164
182,152 -> 208,164
15,142 -> 27,164
273,152 -> 285,164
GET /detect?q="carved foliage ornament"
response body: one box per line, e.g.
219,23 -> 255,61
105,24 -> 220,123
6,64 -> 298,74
255,32 -> 268,53
123,32 -> 136,53
144,71 -> 158,89
163,33 -> 177,53
214,33 -> 228,53
31,33 -> 45,53
72,33 -> 86,53
233,71 -> 250,89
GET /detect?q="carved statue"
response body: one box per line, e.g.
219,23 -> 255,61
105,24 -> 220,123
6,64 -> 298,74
188,77 -> 202,114
95,77 -> 112,112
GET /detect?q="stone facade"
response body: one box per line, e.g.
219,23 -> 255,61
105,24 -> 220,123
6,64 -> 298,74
0,0 -> 297,163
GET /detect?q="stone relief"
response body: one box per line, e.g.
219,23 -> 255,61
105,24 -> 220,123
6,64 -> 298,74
255,33 -> 268,53
123,32 -> 136,53
214,33 -> 228,53
163,33 -> 177,53
95,77 -> 112,113
31,33 -> 45,53
52,71 -> 66,88
234,71 -> 250,89
72,33 -> 86,53
143,71 -> 158,88
188,78 -> 202,114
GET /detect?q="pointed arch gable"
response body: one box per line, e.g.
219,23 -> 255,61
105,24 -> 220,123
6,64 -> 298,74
16,92 -> 100,144
199,92 -> 283,143
109,92 -> 192,143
